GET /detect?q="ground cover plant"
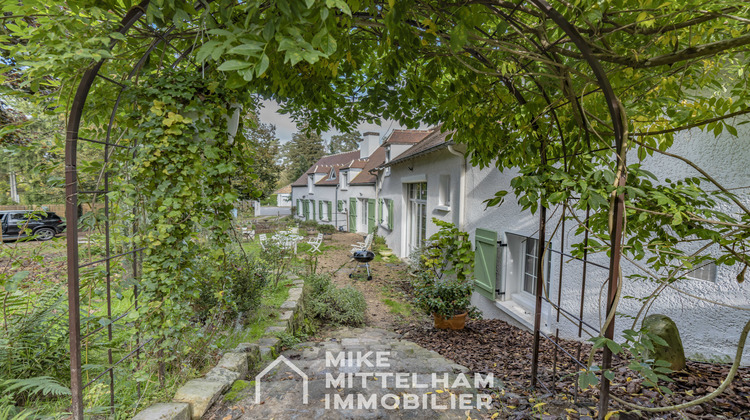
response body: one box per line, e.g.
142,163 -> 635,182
303,273 -> 367,327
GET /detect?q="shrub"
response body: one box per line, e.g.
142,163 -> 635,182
259,241 -> 293,287
225,252 -> 269,315
303,274 -> 366,327
195,249 -> 269,320
298,220 -> 319,230
317,224 -> 336,234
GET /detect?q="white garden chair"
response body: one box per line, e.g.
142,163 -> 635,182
308,233 -> 323,253
351,233 -> 373,253
259,233 -> 268,250
241,227 -> 255,241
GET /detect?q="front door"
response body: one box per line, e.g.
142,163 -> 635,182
406,182 -> 427,253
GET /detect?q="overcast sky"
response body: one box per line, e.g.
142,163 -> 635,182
257,99 -> 425,144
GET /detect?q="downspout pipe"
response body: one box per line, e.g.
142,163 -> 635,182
446,145 -> 466,231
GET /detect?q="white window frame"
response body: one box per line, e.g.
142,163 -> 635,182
380,198 -> 390,227
686,260 -> 717,282
436,174 -> 451,211
505,233 -> 551,312
321,200 -> 329,221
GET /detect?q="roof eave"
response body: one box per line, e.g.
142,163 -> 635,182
380,140 -> 453,169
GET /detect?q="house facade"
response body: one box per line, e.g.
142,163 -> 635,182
291,130 -> 431,233
375,125 -> 750,364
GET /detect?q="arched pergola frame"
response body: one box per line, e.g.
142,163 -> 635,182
64,1 -> 632,418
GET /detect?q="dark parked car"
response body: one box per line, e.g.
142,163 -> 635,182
0,210 -> 66,241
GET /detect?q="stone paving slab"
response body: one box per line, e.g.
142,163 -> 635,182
206,327 -> 496,419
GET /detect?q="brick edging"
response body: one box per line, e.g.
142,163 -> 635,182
132,276 -> 306,420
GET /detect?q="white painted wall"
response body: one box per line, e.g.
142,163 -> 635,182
380,149 -> 463,259
462,125 -> 750,364
377,126 -> 750,364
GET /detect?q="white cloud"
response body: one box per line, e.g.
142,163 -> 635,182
256,99 -> 427,144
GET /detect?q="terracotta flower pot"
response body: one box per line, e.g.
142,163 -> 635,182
433,312 -> 468,330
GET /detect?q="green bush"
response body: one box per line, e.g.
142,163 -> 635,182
195,249 -> 269,320
303,274 -> 366,327
298,220 -> 319,230
317,223 -> 336,234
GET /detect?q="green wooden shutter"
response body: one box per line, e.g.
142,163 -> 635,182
303,200 -> 309,219
327,201 -> 332,221
349,198 -> 357,232
337,200 -> 343,212
318,200 -> 322,220
296,199 -> 300,216
387,199 -> 394,230
311,200 -> 315,220
367,199 -> 376,233
474,228 -> 498,300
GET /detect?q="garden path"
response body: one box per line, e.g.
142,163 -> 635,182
205,327 -> 493,419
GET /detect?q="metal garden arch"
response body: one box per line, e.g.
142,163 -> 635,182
64,1 -> 627,418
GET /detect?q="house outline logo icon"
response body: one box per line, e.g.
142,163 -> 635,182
255,355 -> 309,404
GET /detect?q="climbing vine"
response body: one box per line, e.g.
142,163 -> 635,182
120,68 -> 255,361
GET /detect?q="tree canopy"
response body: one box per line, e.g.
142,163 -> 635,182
328,131 -> 361,154
2,1 -> 750,408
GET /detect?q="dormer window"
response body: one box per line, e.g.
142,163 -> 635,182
341,170 -> 349,190
330,168 -> 336,179
308,174 -> 314,194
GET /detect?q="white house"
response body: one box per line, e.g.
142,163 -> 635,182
291,130 -> 430,232
274,184 -> 292,207
290,149 -> 364,230
375,126 -> 750,364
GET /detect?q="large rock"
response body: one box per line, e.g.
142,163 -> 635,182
173,379 -> 225,419
642,314 -> 686,371
132,402 -> 191,420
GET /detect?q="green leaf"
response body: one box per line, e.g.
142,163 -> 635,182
256,54 -> 270,76
217,60 -> 252,71
606,340 -> 622,354
227,42 -> 264,56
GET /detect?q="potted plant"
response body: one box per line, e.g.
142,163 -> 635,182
413,219 -> 481,330
318,223 -> 336,239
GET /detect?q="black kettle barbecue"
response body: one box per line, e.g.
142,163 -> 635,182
349,250 -> 375,280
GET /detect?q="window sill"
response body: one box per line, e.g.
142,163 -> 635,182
494,296 -> 550,334
435,205 -> 451,212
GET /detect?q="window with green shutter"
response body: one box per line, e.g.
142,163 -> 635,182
367,199 -> 376,233
318,200 -> 323,220
337,200 -> 343,212
387,199 -> 394,230
311,200 -> 315,220
474,228 -> 497,300
327,201 -> 332,221
349,198 -> 357,232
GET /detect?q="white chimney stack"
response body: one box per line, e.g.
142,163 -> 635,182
360,131 -> 380,159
